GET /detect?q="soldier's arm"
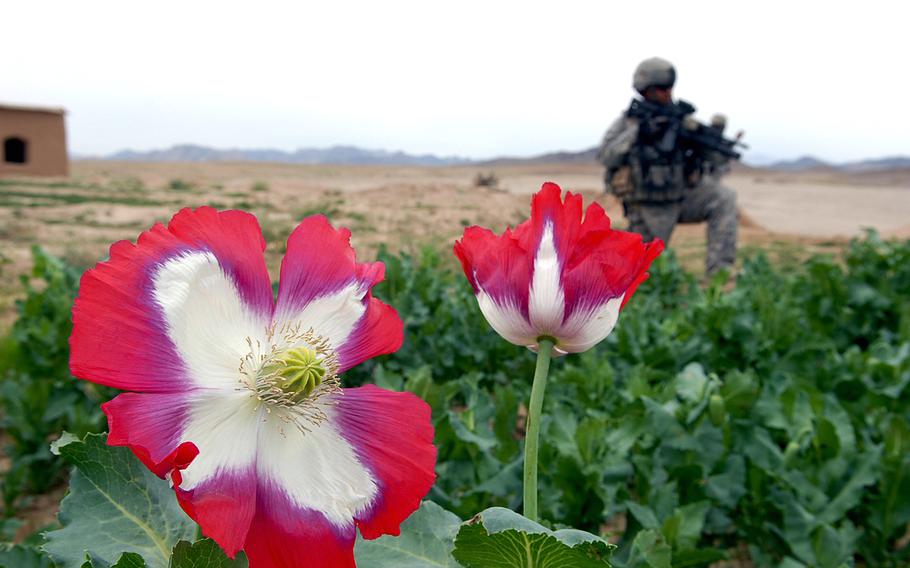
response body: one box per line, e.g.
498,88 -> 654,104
597,115 -> 638,168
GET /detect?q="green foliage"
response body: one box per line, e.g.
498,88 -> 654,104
0,247 -> 110,514
169,540 -> 246,568
452,507 -> 613,567
3,233 -> 910,566
355,501 -> 462,567
43,433 -> 197,568
0,543 -> 56,568
351,237 -> 910,567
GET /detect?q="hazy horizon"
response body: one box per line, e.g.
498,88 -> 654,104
68,142 -> 908,167
4,0 -> 907,164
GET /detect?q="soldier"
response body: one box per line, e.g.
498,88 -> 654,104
597,57 -> 738,275
705,114 -> 745,181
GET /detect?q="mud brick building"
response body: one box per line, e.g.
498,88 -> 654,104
0,103 -> 68,177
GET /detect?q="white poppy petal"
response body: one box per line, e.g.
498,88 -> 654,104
555,294 -> 624,353
152,251 -> 270,391
255,404 -> 378,529
528,222 -> 566,334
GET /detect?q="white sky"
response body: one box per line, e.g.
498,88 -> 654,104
2,0 -> 907,163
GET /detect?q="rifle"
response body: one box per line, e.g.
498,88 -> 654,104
626,98 -> 745,161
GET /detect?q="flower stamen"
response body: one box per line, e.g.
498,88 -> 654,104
238,323 -> 341,435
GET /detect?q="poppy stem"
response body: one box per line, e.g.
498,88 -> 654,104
524,337 -> 554,522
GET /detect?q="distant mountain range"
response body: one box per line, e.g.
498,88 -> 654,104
479,147 -> 598,166
86,144 -> 910,172
104,144 -> 470,166
485,149 -> 910,172
766,155 -> 910,172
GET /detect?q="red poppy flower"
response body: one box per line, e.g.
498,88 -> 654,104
454,182 -> 663,354
70,207 -> 436,568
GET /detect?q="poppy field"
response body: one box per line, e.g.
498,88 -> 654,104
0,178 -> 908,568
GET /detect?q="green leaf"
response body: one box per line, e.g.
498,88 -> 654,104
626,502 -> 660,531
0,544 -> 56,568
818,450 -> 880,524
50,432 -> 82,456
674,363 -> 707,403
669,548 -> 726,568
662,501 -> 710,552
447,411 -> 497,452
626,530 -> 671,568
43,433 -> 197,568
469,457 -> 522,499
704,456 -> 746,508
112,553 -> 148,567
452,507 -> 613,568
355,501 -> 461,567
169,540 -> 247,568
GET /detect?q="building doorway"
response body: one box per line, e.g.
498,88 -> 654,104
3,137 -> 28,164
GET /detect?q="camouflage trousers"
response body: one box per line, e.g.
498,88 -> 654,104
624,180 -> 738,274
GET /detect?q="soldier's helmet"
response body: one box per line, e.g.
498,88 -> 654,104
633,57 -> 676,94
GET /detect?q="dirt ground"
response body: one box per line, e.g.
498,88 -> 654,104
1,160 -> 908,331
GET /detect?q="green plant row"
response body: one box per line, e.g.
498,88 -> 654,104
2,233 -> 909,567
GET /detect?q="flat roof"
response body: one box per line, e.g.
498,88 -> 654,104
0,102 -> 66,115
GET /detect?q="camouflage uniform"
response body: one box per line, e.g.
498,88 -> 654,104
598,58 -> 738,275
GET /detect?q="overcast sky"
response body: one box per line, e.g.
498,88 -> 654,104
2,0 -> 907,163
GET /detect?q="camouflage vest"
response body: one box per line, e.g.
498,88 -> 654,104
626,142 -> 686,203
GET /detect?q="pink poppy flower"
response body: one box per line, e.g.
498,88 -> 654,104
70,207 -> 436,568
454,182 -> 663,355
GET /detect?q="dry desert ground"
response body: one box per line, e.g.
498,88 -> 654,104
1,160 -> 908,330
